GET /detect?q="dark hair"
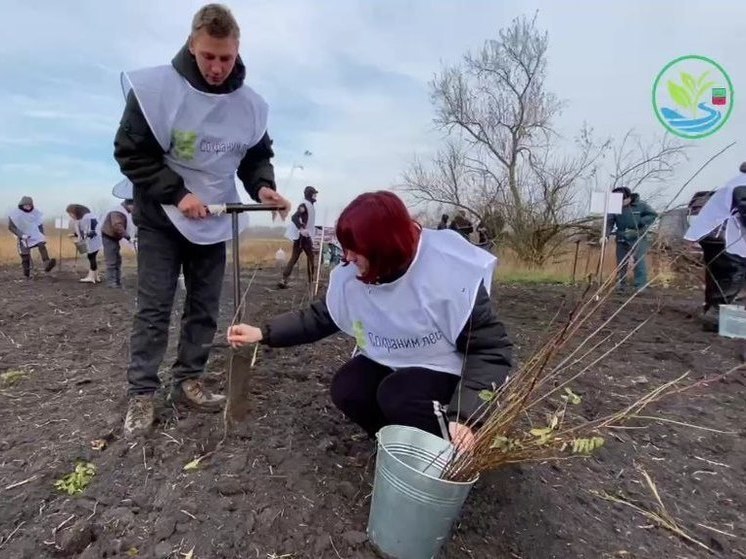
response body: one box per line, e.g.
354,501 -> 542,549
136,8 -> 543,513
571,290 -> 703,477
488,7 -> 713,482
740,162 -> 746,173
336,191 -> 419,284
612,187 -> 632,199
65,204 -> 90,220
191,3 -> 240,39
441,213 -> 449,221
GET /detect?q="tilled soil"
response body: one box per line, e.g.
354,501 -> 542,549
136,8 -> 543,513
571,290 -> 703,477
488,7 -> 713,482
0,262 -> 744,559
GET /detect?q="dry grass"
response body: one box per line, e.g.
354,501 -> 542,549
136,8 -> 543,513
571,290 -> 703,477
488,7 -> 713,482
0,228 -> 291,266
495,241 -> 685,286
0,228 -> 689,290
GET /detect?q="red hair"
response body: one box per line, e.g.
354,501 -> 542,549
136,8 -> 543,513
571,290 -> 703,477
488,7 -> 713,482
336,191 -> 419,283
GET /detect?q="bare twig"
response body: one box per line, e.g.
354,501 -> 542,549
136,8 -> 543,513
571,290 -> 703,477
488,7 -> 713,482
0,521 -> 25,550
329,536 -> 344,559
53,514 -> 76,535
4,475 -> 39,491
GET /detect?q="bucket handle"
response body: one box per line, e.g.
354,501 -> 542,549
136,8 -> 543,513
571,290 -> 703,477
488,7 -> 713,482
432,401 -> 451,442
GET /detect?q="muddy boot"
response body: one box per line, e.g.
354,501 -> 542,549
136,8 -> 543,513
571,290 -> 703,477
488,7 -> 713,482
107,271 -> 122,288
79,270 -> 96,283
21,256 -> 31,278
702,306 -> 719,333
170,379 -> 225,412
277,278 -> 289,289
124,394 -> 155,438
44,258 -> 57,273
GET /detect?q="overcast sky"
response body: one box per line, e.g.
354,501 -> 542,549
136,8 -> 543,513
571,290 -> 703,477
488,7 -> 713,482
0,0 -> 743,225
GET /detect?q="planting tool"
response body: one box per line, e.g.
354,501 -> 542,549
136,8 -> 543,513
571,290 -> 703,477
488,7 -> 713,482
206,202 -> 286,425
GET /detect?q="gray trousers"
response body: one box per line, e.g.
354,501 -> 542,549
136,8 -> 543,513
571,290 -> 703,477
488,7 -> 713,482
19,241 -> 50,276
103,235 -> 122,286
126,224 -> 226,396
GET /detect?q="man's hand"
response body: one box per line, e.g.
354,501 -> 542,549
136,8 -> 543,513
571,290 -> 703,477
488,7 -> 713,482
448,421 -> 476,453
227,324 -> 263,348
178,193 -> 207,219
258,186 -> 291,220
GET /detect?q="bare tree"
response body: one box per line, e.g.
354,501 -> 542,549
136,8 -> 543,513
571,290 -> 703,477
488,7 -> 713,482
400,13 -> 607,265
608,130 -> 689,203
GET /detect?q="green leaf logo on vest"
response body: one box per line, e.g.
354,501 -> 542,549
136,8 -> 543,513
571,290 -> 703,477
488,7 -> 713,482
352,320 -> 367,349
652,55 -> 733,139
172,130 -> 198,161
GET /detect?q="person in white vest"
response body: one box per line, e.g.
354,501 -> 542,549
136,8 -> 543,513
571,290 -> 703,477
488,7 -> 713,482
66,204 -> 103,284
102,199 -> 136,288
7,196 -> 57,278
113,4 -> 290,437
684,162 -> 746,331
228,191 -> 513,451
278,185 -> 318,288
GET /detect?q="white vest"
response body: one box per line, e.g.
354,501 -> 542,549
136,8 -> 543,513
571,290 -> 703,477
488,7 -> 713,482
9,208 -> 45,247
285,200 -> 316,241
685,172 -> 746,256
326,229 -> 497,375
74,213 -> 103,254
105,205 -> 136,240
121,65 -> 269,244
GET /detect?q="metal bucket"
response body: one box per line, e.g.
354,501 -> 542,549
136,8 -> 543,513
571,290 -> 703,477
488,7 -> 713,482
74,240 -> 88,255
367,425 -> 477,559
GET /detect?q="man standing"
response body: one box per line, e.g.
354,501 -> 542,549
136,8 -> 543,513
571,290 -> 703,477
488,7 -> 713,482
101,198 -> 135,288
449,209 -> 474,239
114,3 -> 289,437
8,196 -> 57,278
685,163 -> 746,331
278,185 -> 318,288
606,187 -> 658,291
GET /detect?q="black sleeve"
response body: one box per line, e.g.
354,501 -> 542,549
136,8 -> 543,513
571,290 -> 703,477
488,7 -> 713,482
733,186 -> 746,227
291,204 -> 307,230
237,132 -> 276,202
448,282 -> 513,425
113,91 -> 190,205
261,299 -> 340,347
8,218 -> 21,237
88,218 -> 98,237
38,224 -> 45,234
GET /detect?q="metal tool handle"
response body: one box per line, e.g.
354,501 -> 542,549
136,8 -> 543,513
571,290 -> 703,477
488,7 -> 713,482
227,203 -> 284,318
207,203 -> 286,216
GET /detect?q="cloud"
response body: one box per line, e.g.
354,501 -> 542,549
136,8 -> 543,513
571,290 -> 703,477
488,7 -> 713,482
0,0 -> 744,226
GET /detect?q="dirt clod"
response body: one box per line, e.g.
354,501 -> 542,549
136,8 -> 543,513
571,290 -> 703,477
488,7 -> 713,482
215,477 -> 242,496
154,516 -> 176,541
58,519 -> 94,556
343,530 -> 369,546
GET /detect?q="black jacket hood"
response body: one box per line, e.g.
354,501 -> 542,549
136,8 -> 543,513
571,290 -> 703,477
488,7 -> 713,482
171,41 -> 246,94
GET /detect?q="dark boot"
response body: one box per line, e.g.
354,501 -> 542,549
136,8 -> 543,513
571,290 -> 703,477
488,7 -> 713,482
169,379 -> 225,412
702,307 -> 719,333
21,255 -> 30,278
124,394 -> 155,438
44,258 -> 57,272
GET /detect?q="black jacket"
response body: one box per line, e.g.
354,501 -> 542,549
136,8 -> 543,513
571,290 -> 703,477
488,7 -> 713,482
290,198 -> 314,231
259,281 -> 513,425
113,43 -> 276,229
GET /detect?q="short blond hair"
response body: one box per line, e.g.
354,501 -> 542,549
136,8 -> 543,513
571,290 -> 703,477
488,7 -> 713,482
191,3 -> 240,39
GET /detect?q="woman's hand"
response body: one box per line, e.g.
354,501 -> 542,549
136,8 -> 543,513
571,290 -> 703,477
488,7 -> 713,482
448,421 -> 476,453
227,324 -> 263,348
